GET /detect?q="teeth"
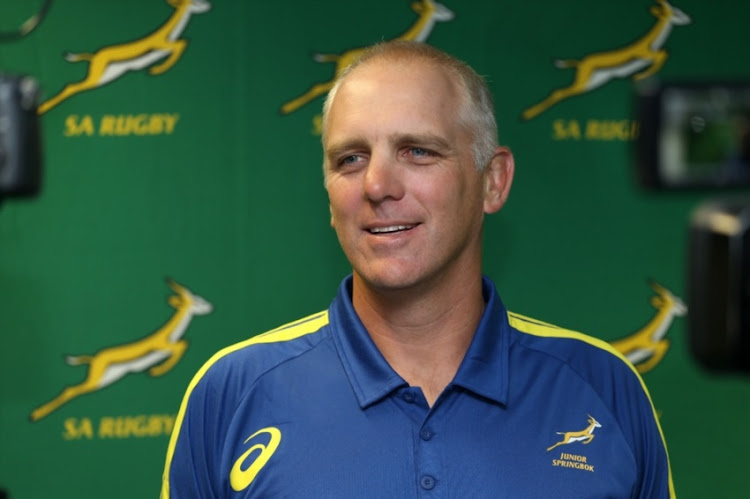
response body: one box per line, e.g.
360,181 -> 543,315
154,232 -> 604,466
370,225 -> 412,234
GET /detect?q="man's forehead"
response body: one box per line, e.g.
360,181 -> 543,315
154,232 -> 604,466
329,59 -> 463,122
345,56 -> 457,89
322,56 -> 469,152
324,105 -> 462,152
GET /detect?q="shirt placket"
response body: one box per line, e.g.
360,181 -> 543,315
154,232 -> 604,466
394,386 -> 445,498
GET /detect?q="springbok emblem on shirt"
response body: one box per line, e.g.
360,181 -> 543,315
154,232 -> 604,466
547,415 -> 602,451
522,0 -> 691,120
279,0 -> 454,115
29,278 -> 212,421
38,0 -> 211,114
610,280 -> 687,374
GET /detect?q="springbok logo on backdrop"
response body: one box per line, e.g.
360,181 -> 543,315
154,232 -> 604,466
547,415 -> 601,452
29,278 -> 212,422
280,0 -> 454,116
610,280 -> 687,374
38,0 -> 211,115
522,0 -> 691,121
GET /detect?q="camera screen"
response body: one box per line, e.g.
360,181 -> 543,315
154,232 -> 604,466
642,83 -> 750,189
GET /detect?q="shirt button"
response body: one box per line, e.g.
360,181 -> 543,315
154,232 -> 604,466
402,392 -> 414,402
420,475 -> 436,490
420,428 -> 433,441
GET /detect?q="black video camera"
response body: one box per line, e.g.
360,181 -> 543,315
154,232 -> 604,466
0,73 -> 42,204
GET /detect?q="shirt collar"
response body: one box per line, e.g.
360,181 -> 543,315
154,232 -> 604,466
329,275 -> 510,409
450,276 -> 510,406
329,277 -> 407,408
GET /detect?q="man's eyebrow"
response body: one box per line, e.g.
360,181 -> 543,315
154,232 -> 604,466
325,139 -> 369,160
390,133 -> 452,151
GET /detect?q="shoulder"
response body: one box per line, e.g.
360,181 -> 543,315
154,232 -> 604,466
505,311 -> 665,438
506,312 -> 674,497
506,311 -> 657,410
163,311 -> 332,496
507,311 -> 635,375
188,310 -> 331,400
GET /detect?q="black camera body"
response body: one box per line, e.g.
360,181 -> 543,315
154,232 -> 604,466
688,199 -> 750,373
0,73 -> 42,201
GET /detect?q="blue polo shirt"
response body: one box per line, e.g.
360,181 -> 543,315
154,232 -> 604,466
162,276 -> 674,498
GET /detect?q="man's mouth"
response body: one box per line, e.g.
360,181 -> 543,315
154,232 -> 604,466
368,224 -> 415,234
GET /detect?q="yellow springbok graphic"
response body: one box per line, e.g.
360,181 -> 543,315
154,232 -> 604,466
522,0 -> 691,120
29,279 -> 212,422
38,0 -> 211,115
547,415 -> 602,451
280,0 -> 454,115
610,280 -> 686,374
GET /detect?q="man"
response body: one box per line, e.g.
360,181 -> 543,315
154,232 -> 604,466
162,41 -> 674,497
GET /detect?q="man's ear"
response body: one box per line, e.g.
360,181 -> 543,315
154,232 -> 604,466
483,146 -> 515,214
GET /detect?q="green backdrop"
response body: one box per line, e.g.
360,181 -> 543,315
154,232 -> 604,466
1,0 -> 748,497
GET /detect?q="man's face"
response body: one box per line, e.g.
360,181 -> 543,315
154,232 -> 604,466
323,58 -> 493,294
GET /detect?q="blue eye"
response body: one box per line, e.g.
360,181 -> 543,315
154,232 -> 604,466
340,155 -> 361,166
405,147 -> 438,163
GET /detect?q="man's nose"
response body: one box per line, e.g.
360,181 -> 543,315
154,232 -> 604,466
363,154 -> 405,202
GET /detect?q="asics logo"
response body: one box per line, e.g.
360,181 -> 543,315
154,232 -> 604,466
230,427 -> 282,491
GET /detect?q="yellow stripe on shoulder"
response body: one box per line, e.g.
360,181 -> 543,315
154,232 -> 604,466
250,310 -> 330,343
161,310 -> 329,499
508,311 -> 675,498
508,311 -> 628,363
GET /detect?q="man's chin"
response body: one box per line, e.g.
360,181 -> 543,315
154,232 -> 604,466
352,268 -> 429,295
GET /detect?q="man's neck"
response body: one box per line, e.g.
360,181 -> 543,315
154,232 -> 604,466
352,272 -> 485,407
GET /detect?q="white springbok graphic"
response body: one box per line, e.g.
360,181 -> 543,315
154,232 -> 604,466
547,415 -> 602,451
38,0 -> 211,114
280,0 -> 454,115
522,0 -> 691,120
610,280 -> 687,374
29,278 -> 212,421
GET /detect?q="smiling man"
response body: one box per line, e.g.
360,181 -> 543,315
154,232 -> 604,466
162,41 -> 674,498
